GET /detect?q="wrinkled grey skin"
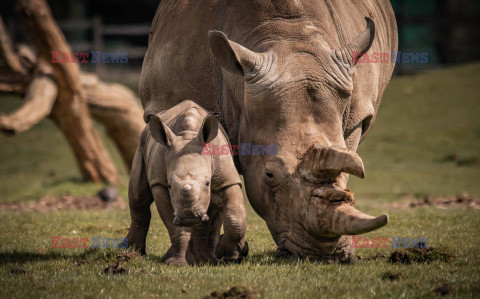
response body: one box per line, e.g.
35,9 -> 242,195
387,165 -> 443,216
126,101 -> 248,265
140,0 -> 398,262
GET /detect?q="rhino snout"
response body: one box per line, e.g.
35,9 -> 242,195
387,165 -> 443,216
173,213 -> 209,227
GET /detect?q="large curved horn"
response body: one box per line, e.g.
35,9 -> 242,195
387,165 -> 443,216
301,145 -> 365,179
331,204 -> 388,235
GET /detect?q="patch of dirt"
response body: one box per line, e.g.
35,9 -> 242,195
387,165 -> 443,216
389,247 -> 455,264
101,251 -> 140,275
116,251 -> 140,262
205,286 -> 256,299
370,252 -> 387,261
103,262 -> 126,274
0,194 -> 126,211
433,284 -> 455,296
381,271 -> 406,281
387,193 -> 480,209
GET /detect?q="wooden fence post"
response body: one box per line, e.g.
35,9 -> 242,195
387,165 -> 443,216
92,15 -> 105,74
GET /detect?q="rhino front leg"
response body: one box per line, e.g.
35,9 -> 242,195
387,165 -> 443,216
126,147 -> 154,255
152,185 -> 191,265
190,210 -> 223,264
214,184 -> 248,263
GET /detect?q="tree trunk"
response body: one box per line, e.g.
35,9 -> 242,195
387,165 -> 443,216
16,0 -> 121,184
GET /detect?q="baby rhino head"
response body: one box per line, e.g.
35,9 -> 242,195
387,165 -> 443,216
149,114 -> 219,227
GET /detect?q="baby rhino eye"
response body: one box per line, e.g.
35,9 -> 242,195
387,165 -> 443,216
205,181 -> 210,187
167,184 -> 172,189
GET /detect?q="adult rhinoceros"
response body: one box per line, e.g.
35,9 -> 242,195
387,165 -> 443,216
139,0 -> 397,262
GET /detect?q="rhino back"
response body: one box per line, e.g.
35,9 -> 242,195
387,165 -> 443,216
141,0 -> 397,140
140,1 -> 226,120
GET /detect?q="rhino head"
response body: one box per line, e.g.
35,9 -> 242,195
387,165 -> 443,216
149,115 -> 219,227
209,18 -> 388,261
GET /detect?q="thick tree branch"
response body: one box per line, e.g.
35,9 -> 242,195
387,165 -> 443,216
0,71 -> 57,135
0,16 -> 27,75
81,74 -> 144,169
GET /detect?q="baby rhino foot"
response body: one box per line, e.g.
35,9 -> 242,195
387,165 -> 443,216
162,256 -> 188,266
194,253 -> 219,265
215,234 -> 249,263
161,247 -> 188,265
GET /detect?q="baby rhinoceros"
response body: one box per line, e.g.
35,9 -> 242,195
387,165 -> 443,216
126,100 -> 248,265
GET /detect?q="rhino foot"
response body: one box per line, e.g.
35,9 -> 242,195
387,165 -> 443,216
162,256 -> 188,266
216,235 -> 249,263
124,234 -> 146,256
274,238 -> 356,264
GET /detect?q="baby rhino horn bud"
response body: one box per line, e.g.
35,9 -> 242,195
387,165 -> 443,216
182,184 -> 193,193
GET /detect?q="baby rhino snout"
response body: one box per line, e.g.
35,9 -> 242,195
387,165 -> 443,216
178,183 -> 198,207
172,182 -> 210,227
182,184 -> 193,193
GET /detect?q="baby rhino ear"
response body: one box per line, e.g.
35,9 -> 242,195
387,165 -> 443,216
199,115 -> 219,143
149,115 -> 177,147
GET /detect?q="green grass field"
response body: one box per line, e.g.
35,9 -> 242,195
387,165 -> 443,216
0,64 -> 479,298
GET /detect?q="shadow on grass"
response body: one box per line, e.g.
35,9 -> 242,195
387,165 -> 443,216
142,250 -> 300,267
0,248 -> 373,267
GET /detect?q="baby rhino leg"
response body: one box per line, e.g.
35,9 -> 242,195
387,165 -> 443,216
214,184 -> 248,263
152,185 -> 191,265
190,210 -> 223,264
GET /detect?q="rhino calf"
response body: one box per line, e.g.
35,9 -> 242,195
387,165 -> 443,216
126,100 -> 248,265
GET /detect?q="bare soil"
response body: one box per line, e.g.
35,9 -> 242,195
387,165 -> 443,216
0,194 -> 126,211
103,262 -> 126,274
389,247 -> 455,264
387,193 -> 480,209
102,251 -> 140,275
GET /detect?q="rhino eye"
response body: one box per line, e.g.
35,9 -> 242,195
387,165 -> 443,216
264,171 -> 279,188
167,184 -> 172,189
264,160 -> 287,188
206,181 -> 210,187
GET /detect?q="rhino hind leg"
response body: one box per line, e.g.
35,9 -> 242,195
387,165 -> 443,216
126,147 -> 154,255
125,195 -> 153,255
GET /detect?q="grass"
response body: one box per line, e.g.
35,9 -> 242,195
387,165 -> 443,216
1,63 -> 480,298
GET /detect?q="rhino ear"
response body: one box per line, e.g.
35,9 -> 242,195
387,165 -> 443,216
149,115 -> 176,147
336,17 -> 376,68
198,115 -> 219,144
208,30 -> 270,78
